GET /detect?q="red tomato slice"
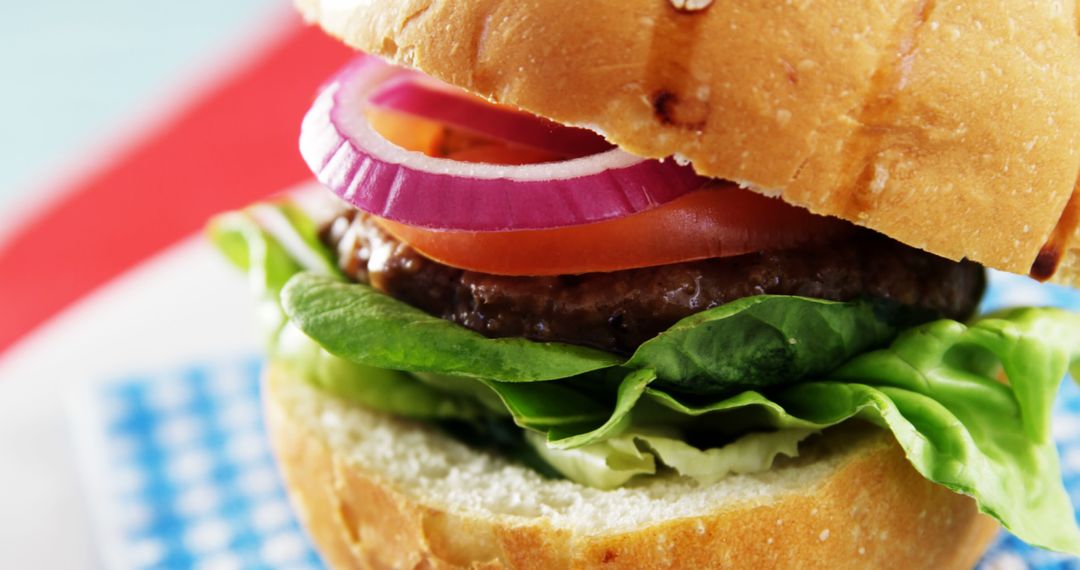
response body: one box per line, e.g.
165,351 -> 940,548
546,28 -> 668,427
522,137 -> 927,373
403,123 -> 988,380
444,144 -> 564,165
364,107 -> 444,156
367,107 -> 567,164
375,186 -> 850,276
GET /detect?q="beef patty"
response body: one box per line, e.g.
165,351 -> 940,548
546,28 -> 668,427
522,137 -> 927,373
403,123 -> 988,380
322,211 -> 986,354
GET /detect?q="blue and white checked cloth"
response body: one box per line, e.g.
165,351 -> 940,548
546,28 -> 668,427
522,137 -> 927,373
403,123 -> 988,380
72,271 -> 1080,569
72,357 -> 322,570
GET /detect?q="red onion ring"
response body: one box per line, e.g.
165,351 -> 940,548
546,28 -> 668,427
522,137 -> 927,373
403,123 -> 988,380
299,55 -> 709,231
369,75 -> 613,158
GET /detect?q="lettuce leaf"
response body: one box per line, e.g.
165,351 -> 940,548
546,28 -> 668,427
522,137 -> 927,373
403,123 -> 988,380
554,311 -> 1080,553
627,295 -> 914,392
207,209 -> 308,345
209,203 -> 486,421
525,428 -> 816,490
274,323 -> 489,420
207,202 -> 342,348
282,273 -> 622,382
283,272 -> 914,394
524,430 -> 655,489
639,428 -> 816,484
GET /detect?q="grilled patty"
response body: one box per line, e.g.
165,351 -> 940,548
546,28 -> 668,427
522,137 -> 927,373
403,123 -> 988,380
323,211 -> 986,354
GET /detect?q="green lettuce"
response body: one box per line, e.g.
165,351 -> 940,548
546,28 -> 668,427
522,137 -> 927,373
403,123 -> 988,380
209,198 -> 1080,555
641,312 -> 1080,553
208,209 -> 308,345
282,274 -> 621,382
283,272 -> 914,392
524,430 -> 655,489
626,295 -> 918,392
208,202 -> 487,421
275,323 -> 489,420
527,428 -> 816,490
207,202 -> 342,348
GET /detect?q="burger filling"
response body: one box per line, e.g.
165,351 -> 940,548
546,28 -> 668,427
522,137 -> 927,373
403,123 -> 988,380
209,55 -> 1080,554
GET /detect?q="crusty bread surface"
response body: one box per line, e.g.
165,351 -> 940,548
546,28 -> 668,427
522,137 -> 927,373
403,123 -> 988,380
264,363 -> 999,569
295,0 -> 1080,284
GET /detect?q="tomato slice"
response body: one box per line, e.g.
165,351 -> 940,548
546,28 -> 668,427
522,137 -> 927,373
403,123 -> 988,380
444,144 -> 563,165
365,107 -> 565,164
365,102 -> 849,276
364,107 -> 444,156
375,186 -> 850,276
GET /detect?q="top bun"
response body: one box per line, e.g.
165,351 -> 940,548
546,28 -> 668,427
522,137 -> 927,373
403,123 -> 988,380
296,0 -> 1080,284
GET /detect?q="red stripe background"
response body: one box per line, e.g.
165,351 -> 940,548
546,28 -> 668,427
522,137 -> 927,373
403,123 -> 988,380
0,18 -> 353,356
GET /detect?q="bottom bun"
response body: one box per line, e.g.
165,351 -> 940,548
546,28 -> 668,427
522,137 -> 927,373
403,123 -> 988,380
263,363 -> 999,569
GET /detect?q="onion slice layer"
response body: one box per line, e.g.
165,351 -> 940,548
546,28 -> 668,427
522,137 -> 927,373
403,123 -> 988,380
299,56 -> 709,231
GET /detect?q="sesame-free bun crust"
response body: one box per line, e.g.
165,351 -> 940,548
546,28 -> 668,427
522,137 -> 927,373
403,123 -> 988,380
264,363 -> 998,569
296,0 -> 1080,283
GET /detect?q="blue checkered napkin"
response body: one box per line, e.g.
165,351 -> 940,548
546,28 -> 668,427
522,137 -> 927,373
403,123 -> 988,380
71,357 -> 323,569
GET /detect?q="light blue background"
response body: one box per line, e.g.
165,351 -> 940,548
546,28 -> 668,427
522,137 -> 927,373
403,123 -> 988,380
0,0 -> 283,211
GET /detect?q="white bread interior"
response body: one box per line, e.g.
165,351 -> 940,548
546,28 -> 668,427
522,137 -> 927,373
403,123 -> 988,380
265,363 -> 999,569
294,0 -> 1080,284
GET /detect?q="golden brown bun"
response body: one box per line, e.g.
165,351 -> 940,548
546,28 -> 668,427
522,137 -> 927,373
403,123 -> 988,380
264,363 -> 999,569
295,0 -> 1080,283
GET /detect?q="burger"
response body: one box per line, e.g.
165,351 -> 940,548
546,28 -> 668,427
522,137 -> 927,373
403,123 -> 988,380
209,1 -> 1080,567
